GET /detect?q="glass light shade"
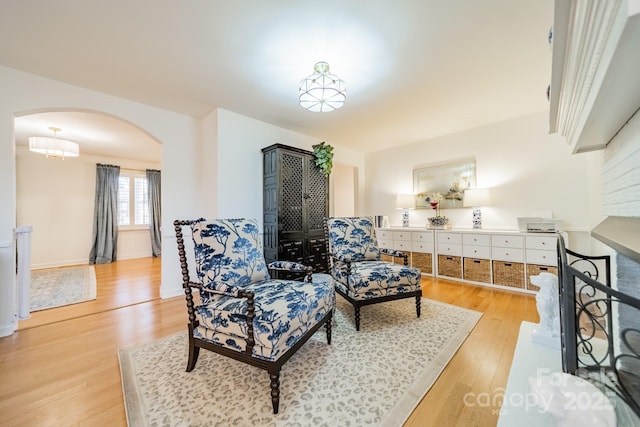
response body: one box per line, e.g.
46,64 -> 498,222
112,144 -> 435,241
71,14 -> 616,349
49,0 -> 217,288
29,136 -> 79,158
463,188 -> 491,207
395,194 -> 416,209
299,62 -> 346,112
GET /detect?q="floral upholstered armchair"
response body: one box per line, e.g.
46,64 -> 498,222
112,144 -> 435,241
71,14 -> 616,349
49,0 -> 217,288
174,218 -> 335,414
325,216 -> 422,331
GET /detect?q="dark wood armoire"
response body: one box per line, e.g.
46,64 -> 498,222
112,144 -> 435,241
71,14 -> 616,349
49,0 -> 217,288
262,144 -> 329,276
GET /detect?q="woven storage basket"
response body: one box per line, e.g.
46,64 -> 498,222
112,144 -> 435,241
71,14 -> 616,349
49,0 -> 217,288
438,255 -> 462,278
463,258 -> 491,283
526,264 -> 558,291
380,253 -> 409,265
412,252 -> 433,274
393,253 -> 408,265
380,254 -> 394,263
492,260 -> 525,288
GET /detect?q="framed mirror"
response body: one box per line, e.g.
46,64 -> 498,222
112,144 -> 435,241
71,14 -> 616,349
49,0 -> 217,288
413,159 -> 476,209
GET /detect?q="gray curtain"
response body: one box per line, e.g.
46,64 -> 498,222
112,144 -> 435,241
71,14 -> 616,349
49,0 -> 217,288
147,169 -> 162,257
89,164 -> 120,264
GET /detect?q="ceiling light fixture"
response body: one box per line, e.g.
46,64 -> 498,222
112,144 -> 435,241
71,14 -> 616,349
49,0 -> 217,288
29,127 -> 79,159
298,61 -> 346,112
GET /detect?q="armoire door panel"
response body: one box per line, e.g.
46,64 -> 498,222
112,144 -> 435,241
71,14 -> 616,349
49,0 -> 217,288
262,144 -> 328,272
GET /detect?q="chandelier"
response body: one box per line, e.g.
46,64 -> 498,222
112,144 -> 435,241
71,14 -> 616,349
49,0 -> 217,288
298,62 -> 346,112
29,127 -> 79,159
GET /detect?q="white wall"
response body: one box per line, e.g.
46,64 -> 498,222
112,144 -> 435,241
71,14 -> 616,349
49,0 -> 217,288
365,111 -> 601,249
332,163 -> 357,216
213,109 -> 366,225
16,146 -> 160,268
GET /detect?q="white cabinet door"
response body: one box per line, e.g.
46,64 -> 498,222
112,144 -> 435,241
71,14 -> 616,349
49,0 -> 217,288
526,249 -> 557,266
463,245 -> 491,259
492,247 -> 524,263
491,234 -> 524,248
437,242 -> 462,256
438,232 -> 462,244
525,235 -> 557,250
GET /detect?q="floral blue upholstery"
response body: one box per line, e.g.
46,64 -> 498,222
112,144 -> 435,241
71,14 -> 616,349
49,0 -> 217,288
325,217 -> 422,330
326,217 -> 421,299
190,218 -> 335,361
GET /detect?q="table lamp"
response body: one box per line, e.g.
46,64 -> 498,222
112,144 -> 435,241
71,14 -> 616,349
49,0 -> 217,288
395,194 -> 415,227
463,188 -> 491,229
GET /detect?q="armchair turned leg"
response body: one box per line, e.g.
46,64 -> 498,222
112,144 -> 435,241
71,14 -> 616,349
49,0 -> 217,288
270,370 -> 281,414
415,293 -> 421,318
186,336 -> 200,372
355,306 -> 361,331
325,310 -> 333,345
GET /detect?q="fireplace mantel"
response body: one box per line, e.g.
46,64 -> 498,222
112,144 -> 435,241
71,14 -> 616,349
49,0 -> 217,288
549,0 -> 640,153
592,216 -> 640,265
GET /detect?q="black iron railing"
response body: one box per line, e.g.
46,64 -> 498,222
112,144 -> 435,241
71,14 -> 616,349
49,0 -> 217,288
557,235 -> 640,419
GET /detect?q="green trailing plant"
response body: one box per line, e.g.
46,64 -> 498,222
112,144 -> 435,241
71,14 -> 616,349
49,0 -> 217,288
312,141 -> 334,176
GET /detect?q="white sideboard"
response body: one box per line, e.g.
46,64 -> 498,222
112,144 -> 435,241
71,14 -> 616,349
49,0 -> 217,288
376,227 -> 564,293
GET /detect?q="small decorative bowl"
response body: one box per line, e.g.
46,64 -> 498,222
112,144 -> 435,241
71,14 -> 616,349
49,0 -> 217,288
428,216 -> 449,226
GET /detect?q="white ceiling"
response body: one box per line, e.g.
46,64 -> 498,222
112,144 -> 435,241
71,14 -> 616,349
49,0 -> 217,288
1,0 -> 553,158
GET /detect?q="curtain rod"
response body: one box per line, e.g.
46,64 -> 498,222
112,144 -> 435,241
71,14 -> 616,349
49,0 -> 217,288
121,167 -> 161,173
96,164 -> 160,173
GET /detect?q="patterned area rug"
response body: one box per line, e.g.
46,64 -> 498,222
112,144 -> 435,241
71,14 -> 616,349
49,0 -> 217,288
29,266 -> 97,311
119,297 -> 481,427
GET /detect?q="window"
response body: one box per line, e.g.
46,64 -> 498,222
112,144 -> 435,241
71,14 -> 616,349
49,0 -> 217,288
118,171 -> 149,228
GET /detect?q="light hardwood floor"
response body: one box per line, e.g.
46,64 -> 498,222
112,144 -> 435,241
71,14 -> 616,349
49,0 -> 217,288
0,258 -> 538,426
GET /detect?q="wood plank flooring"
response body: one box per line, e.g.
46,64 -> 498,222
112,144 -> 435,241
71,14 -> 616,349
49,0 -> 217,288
0,258 -> 538,426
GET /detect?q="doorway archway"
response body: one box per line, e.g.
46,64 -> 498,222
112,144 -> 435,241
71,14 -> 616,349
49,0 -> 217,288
14,109 -> 162,328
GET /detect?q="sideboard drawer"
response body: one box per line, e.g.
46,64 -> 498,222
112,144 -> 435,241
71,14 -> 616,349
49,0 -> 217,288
412,241 -> 434,253
526,235 -> 558,250
438,232 -> 462,244
378,239 -> 393,250
412,231 -> 434,243
492,247 -> 524,262
376,229 -> 393,240
394,240 -> 412,251
393,231 -> 412,241
491,234 -> 524,249
526,249 -> 557,266
463,245 -> 491,259
463,233 -> 491,246
437,242 -> 462,256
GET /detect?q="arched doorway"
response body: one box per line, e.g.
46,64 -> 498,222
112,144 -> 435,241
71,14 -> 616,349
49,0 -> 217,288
14,110 -> 162,328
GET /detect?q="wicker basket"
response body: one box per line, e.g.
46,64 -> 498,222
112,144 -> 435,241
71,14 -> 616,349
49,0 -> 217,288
393,254 -> 408,265
463,258 -> 491,283
438,255 -> 462,278
526,264 -> 558,291
492,260 -> 525,288
380,253 -> 409,265
380,254 -> 394,263
412,252 -> 433,274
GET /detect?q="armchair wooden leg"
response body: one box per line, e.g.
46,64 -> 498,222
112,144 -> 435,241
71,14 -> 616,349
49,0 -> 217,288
270,369 -> 281,414
325,310 -> 333,345
415,293 -> 421,318
355,306 -> 361,331
186,336 -> 200,372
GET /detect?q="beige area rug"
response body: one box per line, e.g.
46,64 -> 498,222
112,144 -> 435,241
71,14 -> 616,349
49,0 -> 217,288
29,265 -> 97,311
119,297 -> 482,427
